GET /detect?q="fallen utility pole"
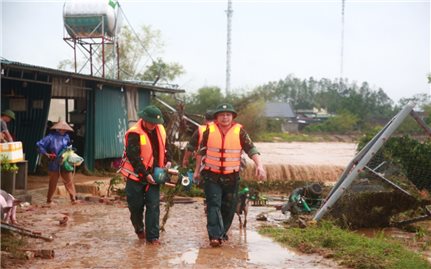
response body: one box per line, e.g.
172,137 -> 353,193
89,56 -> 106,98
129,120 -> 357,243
314,102 -> 417,221
1,222 -> 54,242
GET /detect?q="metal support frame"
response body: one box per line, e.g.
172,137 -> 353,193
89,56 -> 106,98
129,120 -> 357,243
364,166 -> 411,197
393,206 -> 431,226
63,16 -> 119,79
410,110 -> 431,136
314,102 -> 417,221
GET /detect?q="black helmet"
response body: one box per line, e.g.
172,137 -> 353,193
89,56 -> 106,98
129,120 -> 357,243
205,110 -> 214,121
306,183 -> 322,195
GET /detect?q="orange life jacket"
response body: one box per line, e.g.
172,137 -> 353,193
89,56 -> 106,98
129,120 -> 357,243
204,122 -> 242,174
119,119 -> 166,181
197,125 -> 208,148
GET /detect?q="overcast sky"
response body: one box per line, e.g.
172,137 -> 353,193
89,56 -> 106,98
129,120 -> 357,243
1,0 -> 430,103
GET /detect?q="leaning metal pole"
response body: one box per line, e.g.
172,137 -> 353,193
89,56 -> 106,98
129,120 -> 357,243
325,115 -> 395,200
313,102 -> 416,221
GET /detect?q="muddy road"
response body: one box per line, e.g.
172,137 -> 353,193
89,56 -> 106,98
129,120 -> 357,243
15,195 -> 341,269
9,142 -> 358,268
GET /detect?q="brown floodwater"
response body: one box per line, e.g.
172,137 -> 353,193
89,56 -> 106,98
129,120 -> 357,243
253,142 -> 356,166
15,196 -> 341,269
241,142 -> 356,182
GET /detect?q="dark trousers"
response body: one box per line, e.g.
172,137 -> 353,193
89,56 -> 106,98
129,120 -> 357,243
125,179 -> 160,241
203,172 -> 240,240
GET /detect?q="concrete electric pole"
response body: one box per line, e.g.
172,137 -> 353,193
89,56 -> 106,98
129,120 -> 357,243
225,0 -> 233,96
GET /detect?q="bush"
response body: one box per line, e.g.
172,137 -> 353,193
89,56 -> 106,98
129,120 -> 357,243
235,98 -> 266,140
305,110 -> 358,134
358,132 -> 431,191
0,156 -> 18,173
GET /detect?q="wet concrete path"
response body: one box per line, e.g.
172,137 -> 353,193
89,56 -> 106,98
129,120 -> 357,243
16,192 -> 340,269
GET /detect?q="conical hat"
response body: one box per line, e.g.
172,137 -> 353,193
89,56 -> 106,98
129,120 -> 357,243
51,120 -> 74,132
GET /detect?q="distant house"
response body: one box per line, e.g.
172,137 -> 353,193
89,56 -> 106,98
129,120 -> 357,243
296,107 -> 331,118
264,102 -> 298,132
295,108 -> 332,130
1,59 -> 184,172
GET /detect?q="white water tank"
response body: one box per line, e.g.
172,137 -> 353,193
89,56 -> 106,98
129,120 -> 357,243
63,0 -> 122,38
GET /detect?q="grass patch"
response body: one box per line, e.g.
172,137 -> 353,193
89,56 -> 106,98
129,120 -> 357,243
259,221 -> 431,269
258,132 -> 320,142
239,179 -> 310,195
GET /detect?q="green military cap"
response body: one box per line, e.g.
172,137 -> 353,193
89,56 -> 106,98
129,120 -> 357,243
1,109 -> 15,120
213,103 -> 237,118
138,105 -> 164,124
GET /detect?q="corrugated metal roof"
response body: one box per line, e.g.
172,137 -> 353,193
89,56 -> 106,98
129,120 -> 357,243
264,102 -> 296,118
1,59 -> 185,94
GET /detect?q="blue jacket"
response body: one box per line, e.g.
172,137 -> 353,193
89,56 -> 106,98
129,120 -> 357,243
36,132 -> 71,171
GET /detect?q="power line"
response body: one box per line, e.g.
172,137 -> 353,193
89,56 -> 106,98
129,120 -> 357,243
340,0 -> 345,81
118,4 -> 156,64
117,3 -> 164,83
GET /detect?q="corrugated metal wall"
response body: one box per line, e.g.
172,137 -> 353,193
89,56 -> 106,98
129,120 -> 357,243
1,79 -> 51,172
2,74 -> 153,172
94,86 -> 128,159
84,89 -> 95,171
52,77 -> 86,98
138,89 -> 151,112
93,86 -> 151,160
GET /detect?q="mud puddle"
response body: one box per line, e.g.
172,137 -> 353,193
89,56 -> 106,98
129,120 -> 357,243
13,195 -> 340,268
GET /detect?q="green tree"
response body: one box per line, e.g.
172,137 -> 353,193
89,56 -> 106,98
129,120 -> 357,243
235,98 -> 266,140
398,93 -> 431,110
305,110 -> 359,134
138,58 -> 184,83
424,104 -> 431,125
59,25 -> 184,83
107,25 -> 184,82
252,75 -> 394,132
187,87 -> 225,114
57,59 -> 74,71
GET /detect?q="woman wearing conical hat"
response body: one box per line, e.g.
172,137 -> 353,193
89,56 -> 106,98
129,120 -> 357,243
36,120 -> 79,205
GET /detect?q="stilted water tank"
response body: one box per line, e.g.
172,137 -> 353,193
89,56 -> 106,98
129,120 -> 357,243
63,0 -> 121,38
63,0 -> 122,78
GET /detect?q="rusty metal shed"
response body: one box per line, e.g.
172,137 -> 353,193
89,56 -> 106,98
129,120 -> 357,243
1,59 -> 184,172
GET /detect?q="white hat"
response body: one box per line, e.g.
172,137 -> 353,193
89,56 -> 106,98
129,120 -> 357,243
51,120 -> 74,132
